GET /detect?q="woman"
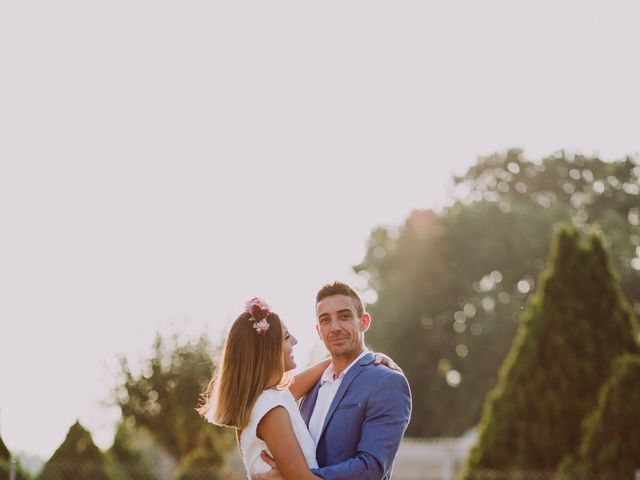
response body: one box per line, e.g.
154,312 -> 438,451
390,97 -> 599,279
198,297 -> 397,479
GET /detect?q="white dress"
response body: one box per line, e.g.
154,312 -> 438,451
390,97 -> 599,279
239,388 -> 318,478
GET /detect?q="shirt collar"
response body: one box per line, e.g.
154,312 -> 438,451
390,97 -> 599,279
320,349 -> 370,385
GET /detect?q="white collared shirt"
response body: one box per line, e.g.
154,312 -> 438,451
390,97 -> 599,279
307,349 -> 370,445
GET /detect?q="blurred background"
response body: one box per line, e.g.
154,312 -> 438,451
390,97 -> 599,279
1,1 -> 639,479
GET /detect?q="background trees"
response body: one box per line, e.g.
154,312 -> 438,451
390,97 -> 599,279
460,225 -> 639,478
37,422 -> 110,480
107,419 -> 157,480
559,353 -> 640,478
1,434 -> 24,480
356,149 -> 640,436
0,434 -> 10,480
113,332 -> 235,479
0,435 -> 9,466
1,434 -> 32,480
26,331 -> 235,480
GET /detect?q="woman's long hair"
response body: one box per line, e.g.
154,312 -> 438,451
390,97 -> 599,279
197,311 -> 289,430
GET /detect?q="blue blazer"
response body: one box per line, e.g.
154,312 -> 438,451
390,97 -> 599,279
299,352 -> 412,480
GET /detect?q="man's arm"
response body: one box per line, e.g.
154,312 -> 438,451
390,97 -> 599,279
311,371 -> 412,480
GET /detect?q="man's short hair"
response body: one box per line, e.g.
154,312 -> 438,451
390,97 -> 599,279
316,281 -> 365,318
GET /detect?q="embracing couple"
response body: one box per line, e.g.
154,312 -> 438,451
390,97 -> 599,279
198,282 -> 412,479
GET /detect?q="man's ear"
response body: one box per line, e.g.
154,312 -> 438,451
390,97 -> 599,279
315,323 -> 322,339
360,313 -> 371,332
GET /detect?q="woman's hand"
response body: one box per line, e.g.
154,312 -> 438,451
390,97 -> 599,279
251,452 -> 282,479
373,352 -> 403,373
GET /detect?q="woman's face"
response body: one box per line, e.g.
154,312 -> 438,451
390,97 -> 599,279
281,324 -> 298,371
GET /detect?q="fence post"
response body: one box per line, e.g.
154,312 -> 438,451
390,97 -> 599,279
9,457 -> 16,480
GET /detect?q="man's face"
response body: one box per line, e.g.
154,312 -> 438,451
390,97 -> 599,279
315,294 -> 370,360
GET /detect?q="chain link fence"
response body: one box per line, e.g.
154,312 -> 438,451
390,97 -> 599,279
9,463 -> 640,480
6,461 -> 244,480
465,470 -> 640,480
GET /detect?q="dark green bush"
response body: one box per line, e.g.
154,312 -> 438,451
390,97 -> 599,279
461,225 -> 639,478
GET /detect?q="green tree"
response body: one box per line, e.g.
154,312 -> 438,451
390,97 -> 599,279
559,354 -> 640,479
460,225 -> 640,478
173,432 -> 238,480
357,149 -> 640,436
0,433 -> 30,480
359,202 -> 569,436
453,149 -> 640,303
107,419 -> 156,480
38,421 -> 110,480
0,435 -> 8,462
113,332 -> 233,473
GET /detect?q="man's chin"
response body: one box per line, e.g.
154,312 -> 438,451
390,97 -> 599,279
330,348 -> 353,358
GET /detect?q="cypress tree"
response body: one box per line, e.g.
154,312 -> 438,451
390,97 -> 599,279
559,353 -> 640,478
0,434 -> 30,480
0,433 -> 11,480
461,224 -> 640,478
38,421 -> 110,480
0,434 -> 9,462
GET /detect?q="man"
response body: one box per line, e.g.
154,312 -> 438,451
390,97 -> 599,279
254,281 -> 412,480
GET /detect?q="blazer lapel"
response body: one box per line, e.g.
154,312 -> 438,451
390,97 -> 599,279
317,353 -> 373,442
299,381 -> 321,428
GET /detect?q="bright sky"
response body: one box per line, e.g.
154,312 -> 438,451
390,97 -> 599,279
1,1 -> 639,459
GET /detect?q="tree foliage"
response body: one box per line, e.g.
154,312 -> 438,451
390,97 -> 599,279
107,419 -> 157,480
0,461 -> 30,480
0,435 -> 9,462
453,149 -> 640,300
113,332 -> 233,473
38,421 -> 110,480
559,354 -> 640,478
173,429 -> 238,480
356,149 -> 640,436
460,225 -> 640,478
0,434 -> 30,480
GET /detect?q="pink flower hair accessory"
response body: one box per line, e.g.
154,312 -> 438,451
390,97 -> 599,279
245,297 -> 272,335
